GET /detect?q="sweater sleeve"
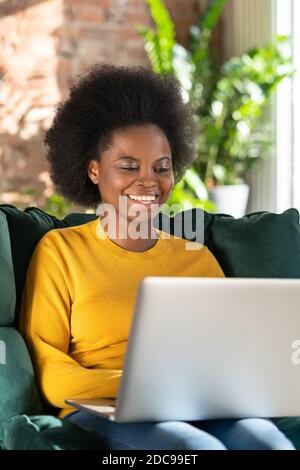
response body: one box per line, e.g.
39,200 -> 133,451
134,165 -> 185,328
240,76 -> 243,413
18,232 -> 122,412
202,246 -> 225,278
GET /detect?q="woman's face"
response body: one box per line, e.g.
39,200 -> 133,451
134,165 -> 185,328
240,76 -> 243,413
88,124 -> 174,225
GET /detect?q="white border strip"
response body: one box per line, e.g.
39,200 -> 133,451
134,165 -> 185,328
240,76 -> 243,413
274,0 -> 294,212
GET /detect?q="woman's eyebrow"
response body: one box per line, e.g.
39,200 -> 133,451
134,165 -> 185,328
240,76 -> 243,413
116,156 -> 171,162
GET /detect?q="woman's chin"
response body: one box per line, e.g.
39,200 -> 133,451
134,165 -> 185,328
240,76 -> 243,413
119,204 -> 161,223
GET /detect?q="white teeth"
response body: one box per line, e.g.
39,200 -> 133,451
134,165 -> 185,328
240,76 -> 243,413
127,195 -> 157,201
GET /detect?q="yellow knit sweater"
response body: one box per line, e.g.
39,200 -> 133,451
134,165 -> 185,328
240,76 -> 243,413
19,217 -> 225,418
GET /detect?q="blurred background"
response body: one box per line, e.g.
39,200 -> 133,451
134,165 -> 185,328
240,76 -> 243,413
0,0 -> 298,218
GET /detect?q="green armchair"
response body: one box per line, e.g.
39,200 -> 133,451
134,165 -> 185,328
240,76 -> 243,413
1,203 -> 300,450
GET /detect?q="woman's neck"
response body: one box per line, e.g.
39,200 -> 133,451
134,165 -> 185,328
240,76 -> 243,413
100,218 -> 159,252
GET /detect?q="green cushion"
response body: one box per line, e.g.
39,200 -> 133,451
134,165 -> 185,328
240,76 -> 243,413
2,414 -> 102,450
165,207 -> 300,277
0,327 -> 43,446
0,212 -> 16,326
206,208 -> 300,277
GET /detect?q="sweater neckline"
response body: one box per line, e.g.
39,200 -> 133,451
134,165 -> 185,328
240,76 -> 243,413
88,217 -> 170,259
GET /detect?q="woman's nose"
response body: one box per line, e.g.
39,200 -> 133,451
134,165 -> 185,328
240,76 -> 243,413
136,168 -> 157,185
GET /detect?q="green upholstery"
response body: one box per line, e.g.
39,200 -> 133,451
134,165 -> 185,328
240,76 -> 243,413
3,415 -> 103,450
0,212 -> 15,326
0,203 -> 300,450
273,417 -> 300,450
169,207 -> 300,277
207,208 -> 300,277
0,328 -> 43,446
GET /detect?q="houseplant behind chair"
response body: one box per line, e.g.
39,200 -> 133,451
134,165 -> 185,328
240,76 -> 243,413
136,0 -> 294,217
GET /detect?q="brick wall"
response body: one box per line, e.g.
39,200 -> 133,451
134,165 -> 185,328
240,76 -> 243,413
0,0 -> 201,211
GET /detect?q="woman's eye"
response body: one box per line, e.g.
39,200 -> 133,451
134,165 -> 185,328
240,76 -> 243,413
119,166 -> 170,173
155,167 -> 170,173
120,167 -> 138,171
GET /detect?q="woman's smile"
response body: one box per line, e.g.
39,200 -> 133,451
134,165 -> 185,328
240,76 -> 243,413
126,194 -> 160,205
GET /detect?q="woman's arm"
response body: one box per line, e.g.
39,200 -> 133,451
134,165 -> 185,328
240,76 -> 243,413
19,232 -> 122,410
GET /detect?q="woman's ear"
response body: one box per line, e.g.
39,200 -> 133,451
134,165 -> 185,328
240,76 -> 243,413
88,160 -> 99,184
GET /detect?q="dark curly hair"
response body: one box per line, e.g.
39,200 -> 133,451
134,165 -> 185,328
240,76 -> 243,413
45,63 -> 196,208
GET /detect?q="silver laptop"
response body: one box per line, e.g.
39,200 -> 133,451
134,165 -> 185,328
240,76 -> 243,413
66,277 -> 300,422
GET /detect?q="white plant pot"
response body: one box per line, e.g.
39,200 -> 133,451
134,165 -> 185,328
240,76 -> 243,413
209,184 -> 250,218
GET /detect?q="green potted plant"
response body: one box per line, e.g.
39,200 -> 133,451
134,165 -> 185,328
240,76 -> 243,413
136,0 -> 294,216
